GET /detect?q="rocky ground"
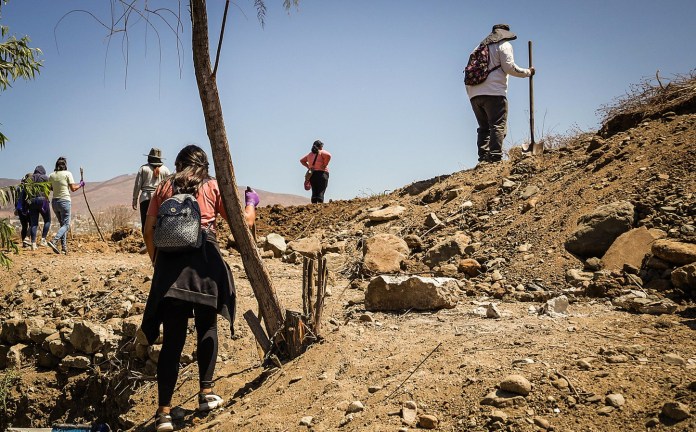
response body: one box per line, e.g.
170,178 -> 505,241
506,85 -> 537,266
1,85 -> 695,431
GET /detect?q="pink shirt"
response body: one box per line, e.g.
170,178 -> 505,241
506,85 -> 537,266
147,179 -> 227,231
300,150 -> 332,172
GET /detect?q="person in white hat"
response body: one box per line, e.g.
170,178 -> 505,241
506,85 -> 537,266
133,148 -> 171,239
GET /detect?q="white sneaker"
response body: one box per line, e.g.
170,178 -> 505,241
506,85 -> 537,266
155,412 -> 173,432
198,392 -> 223,412
40,239 -> 47,247
31,243 -> 37,251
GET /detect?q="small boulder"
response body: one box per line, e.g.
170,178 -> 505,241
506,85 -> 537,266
70,321 -> 114,354
402,401 -> 417,425
264,233 -> 287,258
424,232 -> 471,268
601,226 -> 663,270
368,205 -> 405,222
346,400 -> 364,414
520,185 -> 540,200
652,239 -> 696,265
287,237 -> 322,258
458,258 -> 482,277
365,275 -> 459,311
564,201 -> 635,258
661,401 -> 691,421
424,212 -> 442,228
417,414 -> 439,429
605,393 -> 625,408
363,234 -> 409,274
61,354 -> 91,370
672,263 -> 696,291
499,375 -> 532,396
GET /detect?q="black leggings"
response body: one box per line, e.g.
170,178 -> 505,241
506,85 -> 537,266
19,213 -> 29,241
157,299 -> 218,406
29,201 -> 51,243
139,199 -> 150,234
310,170 -> 329,204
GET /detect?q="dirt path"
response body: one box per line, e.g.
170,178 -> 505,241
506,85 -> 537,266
3,247 -> 693,431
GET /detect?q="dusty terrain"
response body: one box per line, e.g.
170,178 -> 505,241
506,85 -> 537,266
1,80 -> 695,431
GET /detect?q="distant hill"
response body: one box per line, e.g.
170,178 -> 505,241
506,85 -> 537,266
0,174 -> 309,217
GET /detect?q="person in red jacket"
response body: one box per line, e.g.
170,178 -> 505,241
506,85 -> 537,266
300,140 -> 332,203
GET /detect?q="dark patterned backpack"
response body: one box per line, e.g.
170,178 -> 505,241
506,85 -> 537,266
464,43 -> 500,86
153,185 -> 203,252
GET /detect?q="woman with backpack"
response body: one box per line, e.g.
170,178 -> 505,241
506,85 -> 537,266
28,165 -> 51,250
14,173 -> 32,249
140,144 -> 258,432
300,139 -> 332,203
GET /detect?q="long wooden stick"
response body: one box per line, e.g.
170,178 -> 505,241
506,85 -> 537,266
529,40 -> 535,149
80,167 -> 105,242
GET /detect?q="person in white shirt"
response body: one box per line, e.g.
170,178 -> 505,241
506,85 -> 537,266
47,157 -> 84,254
133,148 -> 171,235
465,24 -> 535,163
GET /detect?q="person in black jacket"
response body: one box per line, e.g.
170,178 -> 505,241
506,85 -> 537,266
140,145 -> 239,432
28,165 -> 51,249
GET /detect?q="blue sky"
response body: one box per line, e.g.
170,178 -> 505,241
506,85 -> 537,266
1,1 -> 694,200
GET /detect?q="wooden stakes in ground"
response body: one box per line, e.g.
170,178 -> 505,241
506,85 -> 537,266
243,254 -> 329,362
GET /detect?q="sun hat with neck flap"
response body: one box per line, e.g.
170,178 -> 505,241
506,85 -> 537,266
481,23 -> 517,45
145,147 -> 164,167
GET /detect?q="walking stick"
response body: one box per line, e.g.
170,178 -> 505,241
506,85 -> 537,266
80,167 -> 106,242
528,40 -> 543,155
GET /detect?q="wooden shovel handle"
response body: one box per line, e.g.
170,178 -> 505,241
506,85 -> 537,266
529,40 -> 535,146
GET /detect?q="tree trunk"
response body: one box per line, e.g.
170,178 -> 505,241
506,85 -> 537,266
189,0 -> 284,337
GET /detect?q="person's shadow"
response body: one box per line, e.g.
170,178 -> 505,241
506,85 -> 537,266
130,365 -> 279,431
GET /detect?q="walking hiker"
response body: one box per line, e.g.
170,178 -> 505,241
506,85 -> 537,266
133,148 -> 171,237
47,157 -> 84,255
14,173 -> 31,249
140,145 -> 257,432
465,24 -> 535,163
28,165 -> 51,250
300,140 -> 332,203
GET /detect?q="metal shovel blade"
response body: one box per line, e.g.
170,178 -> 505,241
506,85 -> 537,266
532,140 -> 544,156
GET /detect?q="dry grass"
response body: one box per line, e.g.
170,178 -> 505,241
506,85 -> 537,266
598,70 -> 696,124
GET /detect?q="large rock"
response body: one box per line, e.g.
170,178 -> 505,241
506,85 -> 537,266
365,275 -> 459,311
601,227 -> 664,270
424,232 -> 471,268
564,201 -> 635,257
363,234 -> 409,274
264,233 -> 287,258
652,239 -> 696,265
70,321 -> 114,354
287,237 -> 322,258
672,263 -> 696,291
368,205 -> 405,222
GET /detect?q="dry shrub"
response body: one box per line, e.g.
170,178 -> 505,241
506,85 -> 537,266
598,70 -> 696,135
91,205 -> 138,234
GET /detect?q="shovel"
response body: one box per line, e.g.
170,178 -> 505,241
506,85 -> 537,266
528,40 -> 543,155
